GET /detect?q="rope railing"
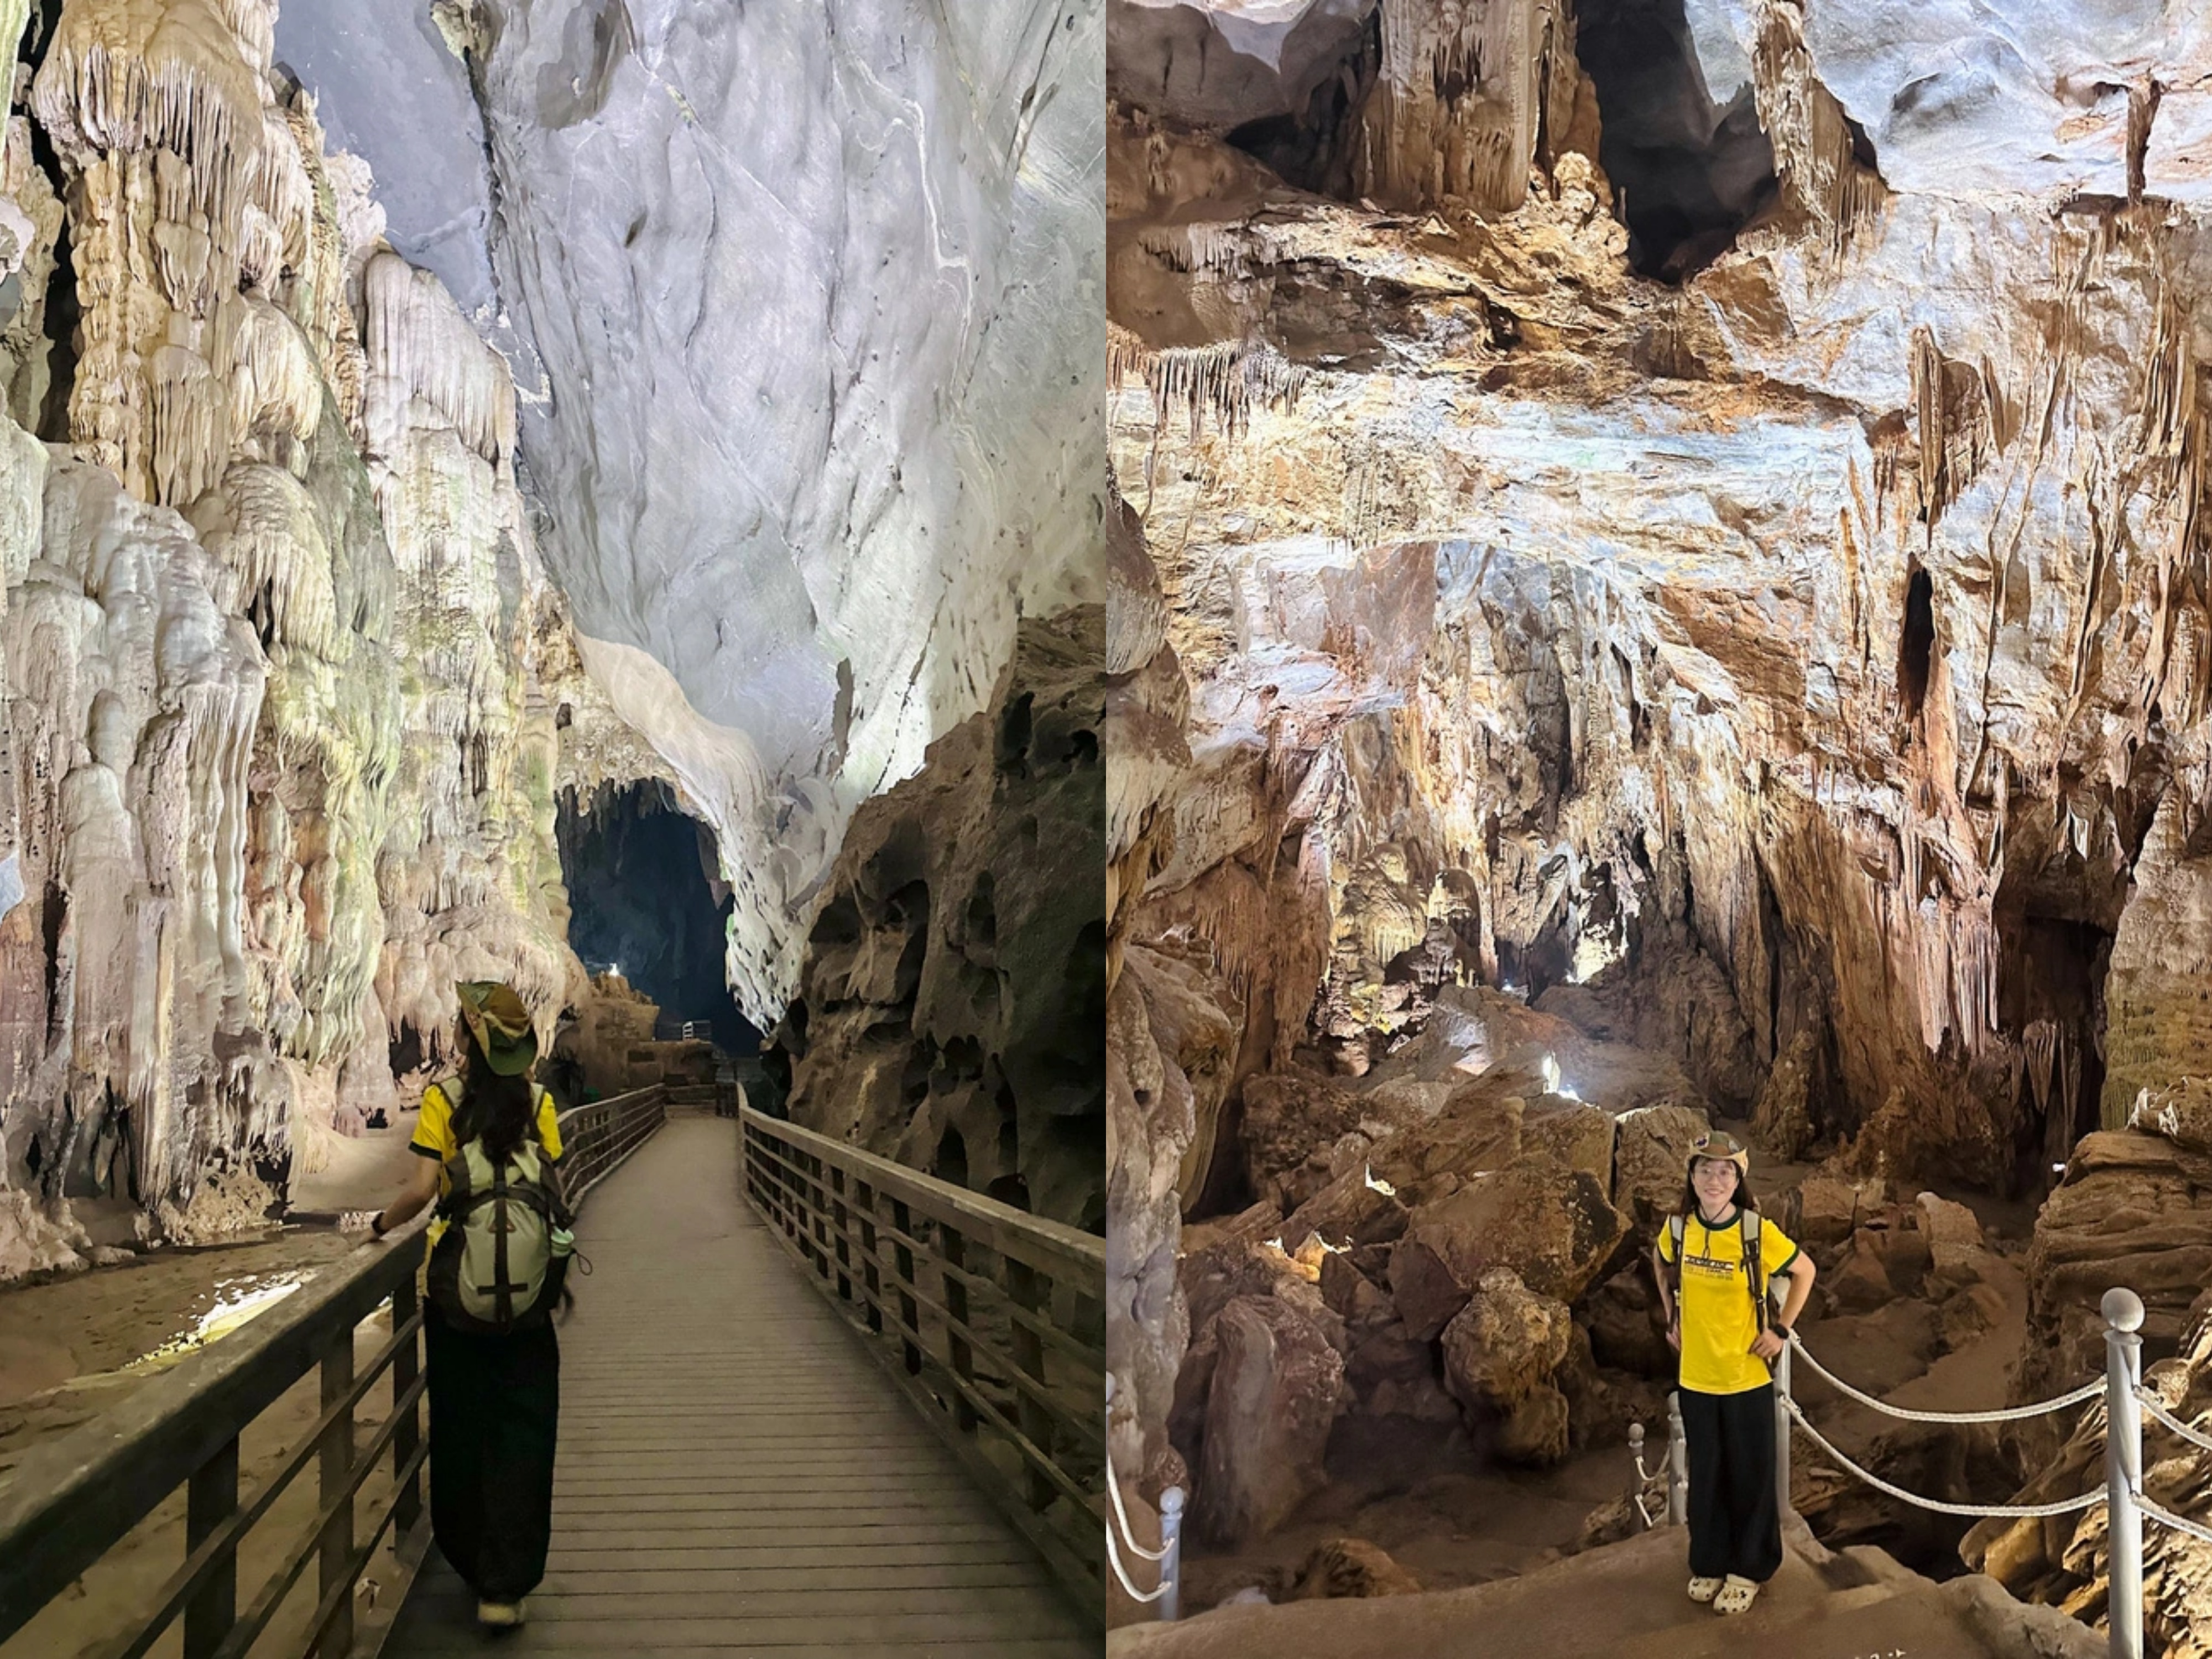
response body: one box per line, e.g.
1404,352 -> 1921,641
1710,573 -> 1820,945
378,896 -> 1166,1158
1786,1331 -> 2104,1422
1103,1374 -> 1182,1619
1626,1284 -> 2209,1659
2136,1389 -> 2212,1458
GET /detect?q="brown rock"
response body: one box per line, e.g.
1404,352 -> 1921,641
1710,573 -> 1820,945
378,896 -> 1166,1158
1319,1248 -> 1390,1321
1792,1175 -> 1865,1248
1191,1295 -> 1349,1546
1828,1242 -> 1895,1314
1440,1268 -> 1573,1412
1287,1537 -> 1422,1600
1389,1164 -> 1631,1340
1583,1258 -> 1673,1376
1241,1071 -> 1370,1209
1520,1097 -> 1615,1180
1610,1103 -> 1713,1236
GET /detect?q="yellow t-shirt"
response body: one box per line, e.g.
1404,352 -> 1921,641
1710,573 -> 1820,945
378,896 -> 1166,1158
1657,1208 -> 1799,1395
410,1080 -> 563,1244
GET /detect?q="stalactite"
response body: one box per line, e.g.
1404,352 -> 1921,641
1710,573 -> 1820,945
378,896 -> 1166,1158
362,251 -> 517,471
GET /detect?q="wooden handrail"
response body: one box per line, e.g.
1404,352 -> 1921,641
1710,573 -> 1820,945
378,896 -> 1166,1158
0,1083 -> 674,1656
0,1220 -> 430,1653
737,1100 -> 1105,1623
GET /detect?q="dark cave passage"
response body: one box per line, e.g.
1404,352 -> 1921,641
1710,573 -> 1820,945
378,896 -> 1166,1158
1573,0 -> 1778,280
556,780 -> 762,1055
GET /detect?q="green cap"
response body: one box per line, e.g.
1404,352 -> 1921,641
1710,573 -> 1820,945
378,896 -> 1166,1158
456,981 -> 537,1076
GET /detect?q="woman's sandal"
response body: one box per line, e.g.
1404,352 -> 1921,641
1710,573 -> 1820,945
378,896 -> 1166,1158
1713,1575 -> 1760,1615
1686,1576 -> 1724,1603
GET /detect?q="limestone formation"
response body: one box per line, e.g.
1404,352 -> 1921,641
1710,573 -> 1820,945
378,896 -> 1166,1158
775,607 -> 1106,1233
1107,0 -> 2212,1593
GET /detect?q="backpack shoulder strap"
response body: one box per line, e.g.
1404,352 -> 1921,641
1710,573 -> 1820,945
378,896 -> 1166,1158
1744,1210 -> 1767,1330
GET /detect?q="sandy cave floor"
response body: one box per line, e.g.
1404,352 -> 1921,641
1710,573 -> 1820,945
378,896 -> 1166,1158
1180,1114 -> 2046,1613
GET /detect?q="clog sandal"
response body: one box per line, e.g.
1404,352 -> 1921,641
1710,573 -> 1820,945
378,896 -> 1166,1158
1686,1576 -> 1723,1603
1713,1575 -> 1759,1615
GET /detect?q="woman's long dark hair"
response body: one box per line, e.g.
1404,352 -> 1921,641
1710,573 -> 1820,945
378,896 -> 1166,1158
1676,1160 -> 1760,1220
451,1028 -> 535,1161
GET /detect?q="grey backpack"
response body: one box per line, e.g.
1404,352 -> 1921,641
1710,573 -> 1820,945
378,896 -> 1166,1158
425,1080 -> 573,1333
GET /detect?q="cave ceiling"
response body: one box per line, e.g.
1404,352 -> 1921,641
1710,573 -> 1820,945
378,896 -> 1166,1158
280,0 -> 1107,1020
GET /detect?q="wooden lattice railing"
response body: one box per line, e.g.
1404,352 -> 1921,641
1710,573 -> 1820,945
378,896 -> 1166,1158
0,1081 -> 670,1658
737,1102 -> 1106,1620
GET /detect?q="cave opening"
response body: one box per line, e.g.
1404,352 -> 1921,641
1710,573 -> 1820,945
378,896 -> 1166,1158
1997,908 -> 2114,1196
1899,565 -> 1936,721
20,0 -> 77,442
1225,12 -> 1380,201
1572,0 -> 1780,280
555,780 -> 762,1055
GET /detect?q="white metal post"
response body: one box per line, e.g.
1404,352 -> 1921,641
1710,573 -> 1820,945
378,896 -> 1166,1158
1775,1340 -> 1793,1517
1668,1391 -> 1688,1526
2105,1287 -> 2145,1659
1629,1421 -> 1648,1527
1158,1486 -> 1185,1623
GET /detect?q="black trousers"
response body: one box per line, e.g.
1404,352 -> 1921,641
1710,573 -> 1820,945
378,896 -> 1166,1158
424,1303 -> 560,1601
1679,1383 -> 1782,1583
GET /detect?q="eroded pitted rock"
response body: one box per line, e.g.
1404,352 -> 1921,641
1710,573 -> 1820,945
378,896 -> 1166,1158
777,608 -> 1106,1232
1440,1266 -> 1575,1465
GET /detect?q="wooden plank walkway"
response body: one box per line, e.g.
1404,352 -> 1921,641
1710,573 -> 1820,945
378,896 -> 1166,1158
380,1113 -> 1097,1656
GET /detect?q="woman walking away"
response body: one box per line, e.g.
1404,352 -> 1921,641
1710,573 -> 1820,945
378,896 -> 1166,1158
369,982 -> 575,1630
1652,1130 -> 1816,1616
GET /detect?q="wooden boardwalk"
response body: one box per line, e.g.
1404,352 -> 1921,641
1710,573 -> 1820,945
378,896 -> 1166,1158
381,1113 -> 1097,1656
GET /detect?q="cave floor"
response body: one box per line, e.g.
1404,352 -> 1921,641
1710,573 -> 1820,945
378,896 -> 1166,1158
1114,1519 -> 2018,1658
380,1112 -> 1095,1656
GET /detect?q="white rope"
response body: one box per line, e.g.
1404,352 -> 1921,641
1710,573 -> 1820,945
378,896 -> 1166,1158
1784,1398 -> 2104,1519
1108,1519 -> 1174,1603
2137,1390 -> 2212,1457
2138,1490 -> 2212,1548
1106,1459 -> 1171,1562
1789,1332 -> 2103,1423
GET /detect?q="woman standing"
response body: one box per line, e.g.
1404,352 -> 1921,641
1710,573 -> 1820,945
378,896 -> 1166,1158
1652,1130 -> 1817,1616
371,982 -> 570,1630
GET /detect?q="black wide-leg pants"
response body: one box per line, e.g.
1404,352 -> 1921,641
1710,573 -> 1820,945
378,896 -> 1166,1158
424,1303 -> 561,1601
1679,1382 -> 1782,1583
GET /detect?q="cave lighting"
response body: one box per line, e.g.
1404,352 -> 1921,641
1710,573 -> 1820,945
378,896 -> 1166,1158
1363,1164 -> 1397,1196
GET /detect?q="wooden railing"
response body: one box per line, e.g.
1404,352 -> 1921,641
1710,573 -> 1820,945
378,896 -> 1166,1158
0,1220 -> 432,1659
738,1102 -> 1106,1619
0,1084 -> 672,1658
554,1083 -> 669,1202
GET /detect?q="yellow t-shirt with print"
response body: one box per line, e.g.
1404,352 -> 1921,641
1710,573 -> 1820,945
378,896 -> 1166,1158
1657,1207 -> 1799,1395
409,1080 -> 563,1245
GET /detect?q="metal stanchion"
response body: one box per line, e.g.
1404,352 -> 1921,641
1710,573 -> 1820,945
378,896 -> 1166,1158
1158,1486 -> 1185,1623
2105,1288 -> 2145,1659
1775,1339 -> 1793,1517
1668,1391 -> 1688,1526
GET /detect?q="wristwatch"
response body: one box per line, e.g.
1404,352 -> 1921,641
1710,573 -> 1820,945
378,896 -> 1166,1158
371,1213 -> 388,1238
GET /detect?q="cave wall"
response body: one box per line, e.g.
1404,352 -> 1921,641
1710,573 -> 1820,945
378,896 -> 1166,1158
1104,0 -> 2212,1550
0,0 -> 629,1275
775,605 -> 1107,1234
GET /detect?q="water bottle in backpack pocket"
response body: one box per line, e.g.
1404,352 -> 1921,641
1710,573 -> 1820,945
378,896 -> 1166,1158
427,1136 -> 575,1333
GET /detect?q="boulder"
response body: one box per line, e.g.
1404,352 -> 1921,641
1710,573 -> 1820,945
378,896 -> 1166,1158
1583,1258 -> 1673,1376
1287,1537 -> 1422,1600
1241,1071 -> 1370,1210
1792,1175 -> 1869,1249
1389,1164 -> 1630,1339
1914,1191 -> 1987,1281
1190,1295 -> 1349,1547
1610,1103 -> 1712,1236
1441,1269 -> 1573,1409
1520,1097 -> 1615,1180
